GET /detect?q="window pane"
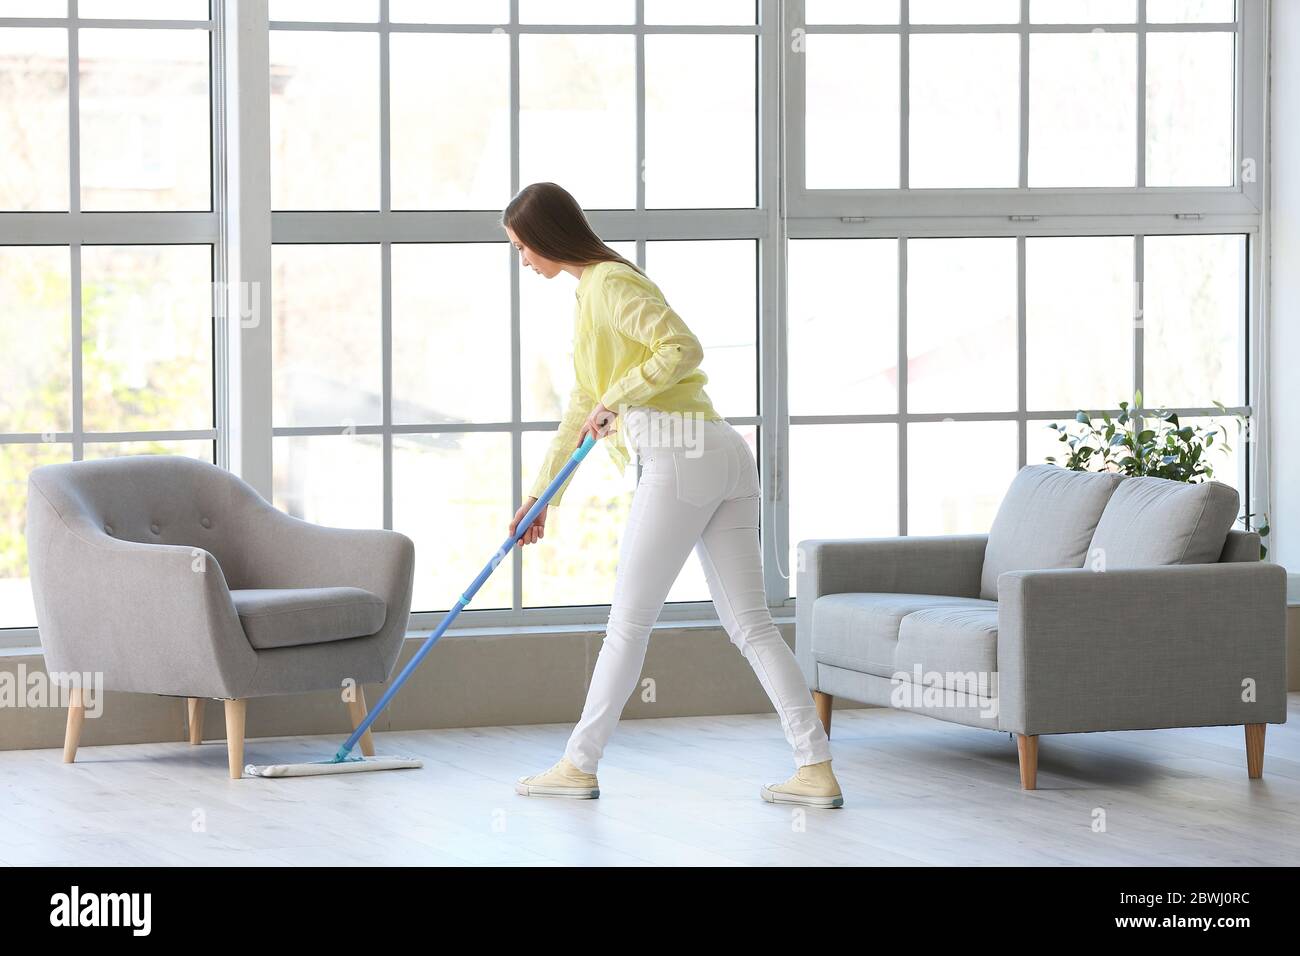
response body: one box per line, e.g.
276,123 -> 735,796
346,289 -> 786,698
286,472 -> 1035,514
1,1 -> 67,14
521,267 -> 579,424
1026,236 -> 1134,411
805,34 -> 899,189
0,443 -> 72,629
83,440 -> 213,461
521,242 -> 635,423
909,34 -> 1019,188
804,0 -> 897,23
0,246 -> 70,432
644,240 -> 756,417
394,432 -> 511,613
646,35 -> 754,209
790,423 -> 897,599
788,239 -> 897,415
908,421 -> 1018,535
78,28 -> 210,211
1146,0 -> 1235,23
519,35 -> 634,209
519,0 -> 634,23
1028,416 -> 1074,469
272,244 -> 382,428
392,243 -> 511,425
390,0 -> 508,21
522,430 -> 633,608
1146,32 -> 1234,187
79,1 -> 208,16
269,0 -> 375,20
645,0 -> 755,24
390,33 -> 508,210
270,31 -> 379,210
1029,33 -> 1136,187
273,434 -> 383,529
906,238 -> 1016,413
0,29 -> 68,211
80,244 -> 213,432
1030,0 -> 1135,21
910,0 -> 1019,23
1142,234 -> 1244,408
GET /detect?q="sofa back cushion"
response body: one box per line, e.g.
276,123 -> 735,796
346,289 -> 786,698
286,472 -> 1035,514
980,465 -> 1124,600
1087,476 -> 1239,569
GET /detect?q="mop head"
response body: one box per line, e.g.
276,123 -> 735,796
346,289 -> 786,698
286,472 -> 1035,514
245,755 -> 424,778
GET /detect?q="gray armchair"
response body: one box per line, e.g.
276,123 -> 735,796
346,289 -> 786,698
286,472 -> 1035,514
26,455 -> 415,778
796,465 -> 1287,789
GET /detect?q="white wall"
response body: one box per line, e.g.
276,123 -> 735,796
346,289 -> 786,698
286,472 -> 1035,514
1270,0 -> 1300,573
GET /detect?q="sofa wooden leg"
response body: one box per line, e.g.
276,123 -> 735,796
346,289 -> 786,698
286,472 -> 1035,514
225,699 -> 246,779
813,691 -> 832,739
63,686 -> 85,764
1017,734 -> 1038,790
1245,723 -> 1266,779
347,686 -> 376,757
187,697 -> 205,745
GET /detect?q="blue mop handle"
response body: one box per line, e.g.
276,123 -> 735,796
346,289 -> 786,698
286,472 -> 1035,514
334,432 -> 598,761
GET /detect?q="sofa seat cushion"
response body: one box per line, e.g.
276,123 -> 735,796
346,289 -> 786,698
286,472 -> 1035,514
1087,476 -> 1239,568
230,587 -> 387,650
894,605 -> 999,696
811,593 -> 997,679
980,464 -> 1124,600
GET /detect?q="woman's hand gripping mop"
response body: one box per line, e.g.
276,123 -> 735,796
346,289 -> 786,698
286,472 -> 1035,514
245,433 -> 599,778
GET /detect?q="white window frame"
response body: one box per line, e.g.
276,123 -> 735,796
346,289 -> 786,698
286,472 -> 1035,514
774,0 -> 1268,606
231,0 -> 784,632
2,0 -> 1269,647
0,0 -> 223,648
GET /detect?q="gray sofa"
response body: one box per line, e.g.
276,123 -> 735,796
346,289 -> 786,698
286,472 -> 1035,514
26,456 -> 415,777
795,464 -> 1287,789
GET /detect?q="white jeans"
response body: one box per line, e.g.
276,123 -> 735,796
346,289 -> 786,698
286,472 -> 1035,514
563,405 -> 833,774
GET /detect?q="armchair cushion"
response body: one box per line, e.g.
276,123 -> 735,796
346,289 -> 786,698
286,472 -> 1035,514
811,592 -> 997,679
229,587 -> 387,651
1087,476 -> 1239,568
980,464 -> 1123,599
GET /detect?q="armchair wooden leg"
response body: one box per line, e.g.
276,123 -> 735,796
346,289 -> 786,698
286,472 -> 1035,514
1017,734 -> 1038,791
63,686 -> 85,764
347,687 -> 376,758
813,691 -> 832,739
187,697 -> 205,745
1245,723 -> 1266,779
224,699 -> 246,779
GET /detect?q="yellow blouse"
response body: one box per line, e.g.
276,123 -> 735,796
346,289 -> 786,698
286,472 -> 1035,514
528,259 -> 724,506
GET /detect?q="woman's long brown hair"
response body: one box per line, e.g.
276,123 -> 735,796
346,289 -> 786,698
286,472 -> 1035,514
502,183 -> 643,274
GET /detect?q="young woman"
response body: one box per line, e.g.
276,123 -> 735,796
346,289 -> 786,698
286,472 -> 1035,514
503,182 -> 842,809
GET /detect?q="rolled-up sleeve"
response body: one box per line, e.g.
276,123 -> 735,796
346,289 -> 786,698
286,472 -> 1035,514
527,382 -> 595,507
597,274 -> 705,412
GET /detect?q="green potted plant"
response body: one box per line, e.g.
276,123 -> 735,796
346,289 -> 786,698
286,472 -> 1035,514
1045,391 -> 1269,558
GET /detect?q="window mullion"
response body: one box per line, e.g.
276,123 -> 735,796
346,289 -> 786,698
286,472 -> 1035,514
1019,0 -> 1029,189
1137,0 -> 1148,188
69,1 -> 83,461
509,0 -> 523,614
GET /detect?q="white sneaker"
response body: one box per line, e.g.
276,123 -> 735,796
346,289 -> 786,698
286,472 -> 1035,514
760,759 -> 844,808
515,756 -> 600,799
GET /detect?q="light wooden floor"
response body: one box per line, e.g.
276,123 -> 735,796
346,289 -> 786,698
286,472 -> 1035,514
2,695 -> 1297,866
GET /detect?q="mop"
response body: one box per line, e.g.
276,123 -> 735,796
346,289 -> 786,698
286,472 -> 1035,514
245,433 -> 599,778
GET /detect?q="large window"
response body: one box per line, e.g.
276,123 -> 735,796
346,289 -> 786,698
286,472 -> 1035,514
0,0 -> 1269,639
0,1 -> 217,631
265,1 -> 764,627
784,0 -> 1262,594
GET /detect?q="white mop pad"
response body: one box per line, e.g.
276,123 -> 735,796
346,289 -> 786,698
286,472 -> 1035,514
245,756 -> 423,778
